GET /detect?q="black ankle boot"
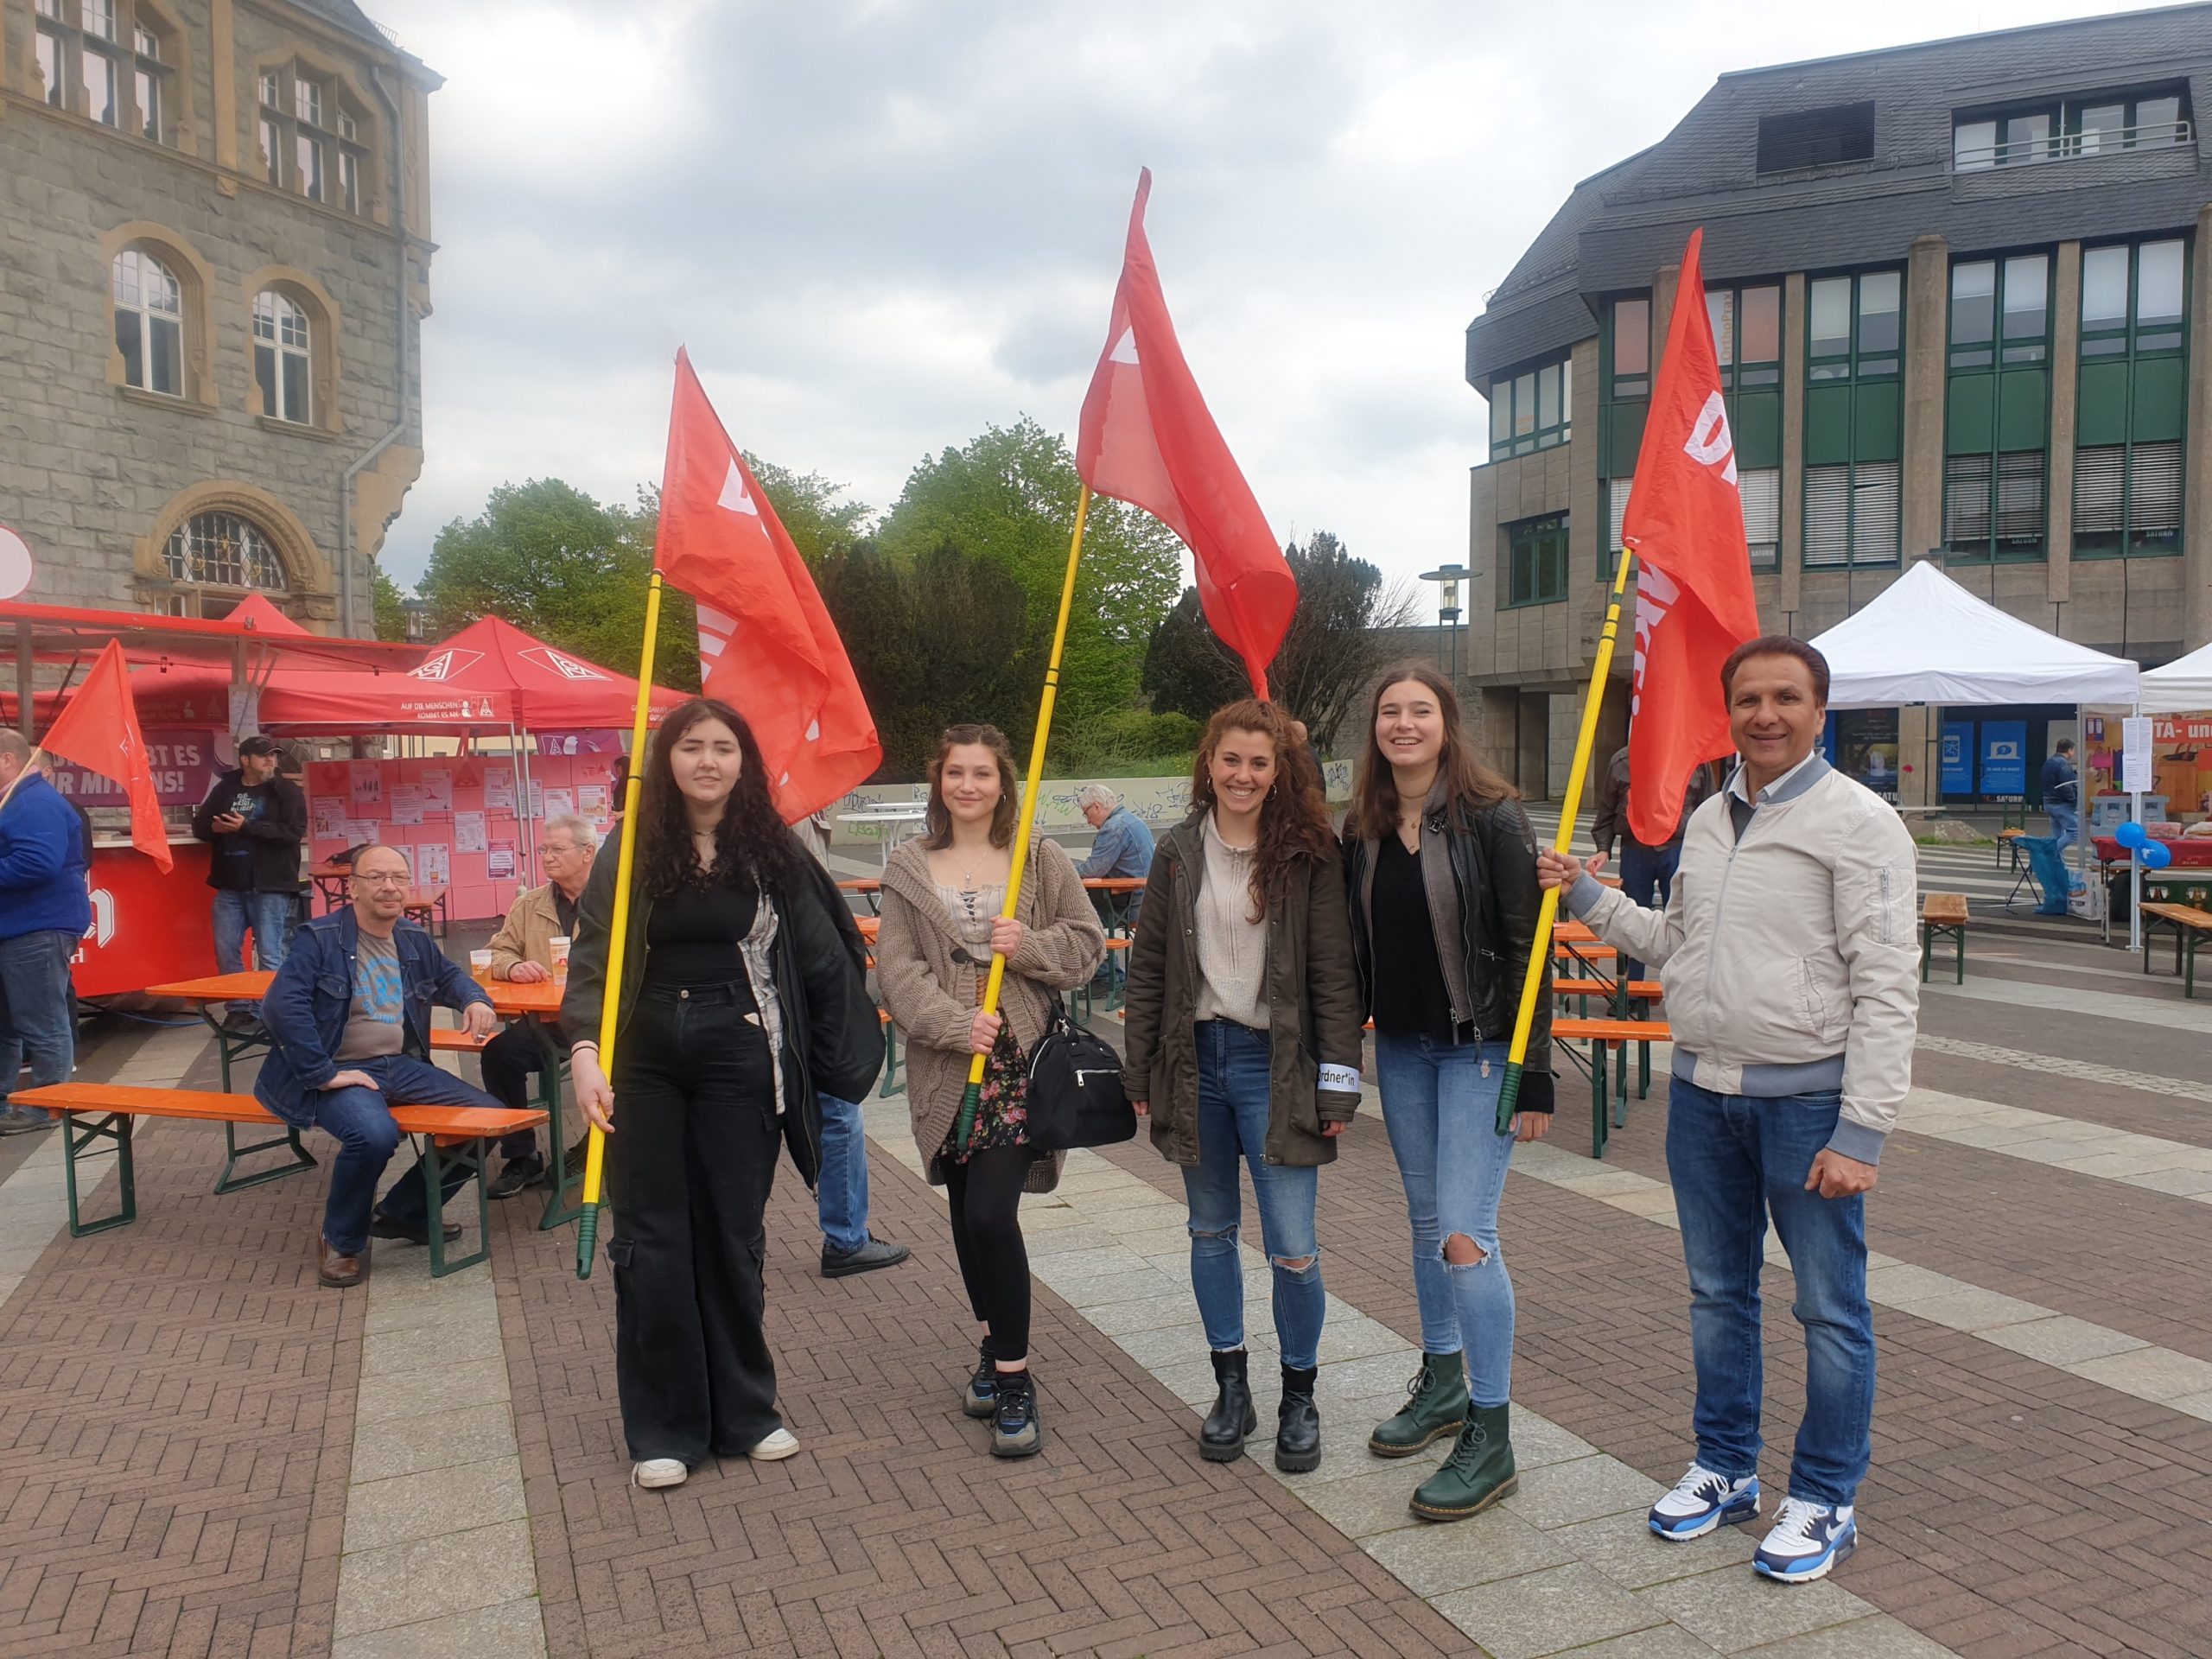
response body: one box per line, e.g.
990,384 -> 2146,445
1275,1363 -> 1321,1473
1199,1349 -> 1258,1461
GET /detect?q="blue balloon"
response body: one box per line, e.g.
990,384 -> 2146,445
2142,842 -> 2173,870
2115,821 -> 2148,849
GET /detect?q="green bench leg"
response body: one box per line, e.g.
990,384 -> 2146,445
1590,1045 -> 1610,1160
423,1135 -> 492,1278
62,1112 -> 136,1236
1955,925 -> 1966,985
1920,925 -> 1934,984
537,1062 -> 582,1232
214,1120 -> 318,1193
877,1021 -> 905,1099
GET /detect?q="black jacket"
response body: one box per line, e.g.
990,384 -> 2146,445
1344,795 -> 1554,1086
192,770 -> 307,893
560,829 -> 883,1188
1591,748 -> 1719,856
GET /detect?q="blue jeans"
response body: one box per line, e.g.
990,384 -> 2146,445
309,1053 -> 506,1255
1181,1020 -> 1325,1370
816,1092 -> 870,1253
1666,1077 -> 1874,1507
212,889 -> 295,977
2046,803 -> 2079,849
1374,1033 -> 1518,1406
0,928 -> 78,1118
1616,841 -> 1680,985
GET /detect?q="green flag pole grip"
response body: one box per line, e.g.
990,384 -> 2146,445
1497,552 -> 1634,1135
575,1205 -> 601,1280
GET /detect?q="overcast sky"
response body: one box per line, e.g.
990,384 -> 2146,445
366,0 -> 2160,608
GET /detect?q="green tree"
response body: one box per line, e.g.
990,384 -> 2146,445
879,418 -> 1182,728
371,565 -> 413,643
744,454 -> 872,563
815,539 -> 1031,779
1141,531 -> 1418,753
416,479 -> 701,691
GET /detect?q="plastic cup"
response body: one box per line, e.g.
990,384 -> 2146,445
470,949 -> 494,983
549,936 -> 571,979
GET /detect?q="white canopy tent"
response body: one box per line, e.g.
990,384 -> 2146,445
2138,639 -> 2212,715
1808,562 -> 2142,923
1806,562 -> 2140,709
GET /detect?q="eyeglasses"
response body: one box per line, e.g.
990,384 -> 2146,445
352,872 -> 410,888
536,842 -> 578,857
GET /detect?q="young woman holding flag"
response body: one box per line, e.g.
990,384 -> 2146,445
563,697 -> 882,1491
1121,699 -> 1364,1473
1341,664 -> 1554,1522
874,724 -> 1104,1460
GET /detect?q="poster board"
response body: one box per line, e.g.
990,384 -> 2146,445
306,750 -> 622,922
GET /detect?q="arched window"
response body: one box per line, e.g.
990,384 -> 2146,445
252,289 -> 312,423
111,247 -> 181,395
165,512 -> 285,591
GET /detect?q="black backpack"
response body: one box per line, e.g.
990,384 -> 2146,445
1024,995 -> 1135,1151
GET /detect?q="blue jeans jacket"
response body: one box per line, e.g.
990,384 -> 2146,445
256,909 -> 493,1128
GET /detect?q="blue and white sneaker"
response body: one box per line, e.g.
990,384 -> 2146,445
1648,1463 -> 1761,1540
1753,1497 -> 1857,1582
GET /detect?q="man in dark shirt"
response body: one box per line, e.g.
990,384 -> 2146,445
481,815 -> 594,1198
192,735 -> 307,1027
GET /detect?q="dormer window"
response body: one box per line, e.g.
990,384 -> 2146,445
1954,86 -> 2190,170
1755,102 -> 1874,174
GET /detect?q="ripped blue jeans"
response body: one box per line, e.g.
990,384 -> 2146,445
1181,1020 -> 1325,1370
1374,1033 -> 1518,1406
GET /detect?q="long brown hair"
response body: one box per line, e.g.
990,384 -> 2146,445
1347,664 -> 1515,842
1191,699 -> 1334,919
637,697 -> 799,898
920,723 -> 1020,850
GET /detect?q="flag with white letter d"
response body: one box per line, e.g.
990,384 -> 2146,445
1620,228 -> 1762,846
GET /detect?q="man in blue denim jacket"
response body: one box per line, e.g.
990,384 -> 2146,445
258,844 -> 504,1287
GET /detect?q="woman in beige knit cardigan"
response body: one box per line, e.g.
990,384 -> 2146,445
874,725 -> 1104,1459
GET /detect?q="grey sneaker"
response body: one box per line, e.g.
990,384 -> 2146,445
990,1369 -> 1041,1458
821,1235 -> 912,1278
0,1107 -> 54,1136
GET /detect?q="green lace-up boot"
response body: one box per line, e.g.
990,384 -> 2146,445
1367,1351 -> 1468,1458
1409,1402 -> 1517,1522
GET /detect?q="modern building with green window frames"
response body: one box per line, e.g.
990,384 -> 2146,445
1456,4 -> 2212,804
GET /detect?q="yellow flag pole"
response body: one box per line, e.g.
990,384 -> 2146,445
1496,546 -> 1636,1132
950,487 -> 1091,1152
576,569 -> 667,1279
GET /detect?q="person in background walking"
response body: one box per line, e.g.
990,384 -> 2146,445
0,732 -> 90,1136
1342,665 -> 1552,1522
1591,735 -> 1717,985
874,724 -> 1104,1459
2041,738 -> 2080,847
564,698 -> 882,1491
1539,637 -> 1918,1586
1122,699 -> 1365,1475
193,734 -> 306,1031
483,814 -> 597,1199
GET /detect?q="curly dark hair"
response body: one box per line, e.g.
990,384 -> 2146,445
636,697 -> 799,899
1190,699 -> 1334,921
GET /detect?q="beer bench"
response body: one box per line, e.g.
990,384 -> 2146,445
10,1081 -> 544,1278
1919,893 -> 1971,983
1551,1017 -> 1670,1160
2139,902 -> 2212,998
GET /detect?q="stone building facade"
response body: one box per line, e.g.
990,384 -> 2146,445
0,0 -> 435,634
1460,8 -> 2212,804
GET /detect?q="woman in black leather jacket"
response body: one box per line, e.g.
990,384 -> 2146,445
1341,664 -> 1553,1524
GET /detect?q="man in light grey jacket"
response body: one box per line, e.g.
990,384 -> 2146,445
1539,636 -> 1917,1588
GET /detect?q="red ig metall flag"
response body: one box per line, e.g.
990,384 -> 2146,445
1621,229 -> 1763,846
1077,169 -> 1297,699
652,351 -> 882,823
38,638 -> 171,870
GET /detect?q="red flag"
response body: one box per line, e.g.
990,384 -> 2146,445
1621,229 -> 1762,846
652,351 -> 882,823
39,638 -> 171,871
1077,169 -> 1296,698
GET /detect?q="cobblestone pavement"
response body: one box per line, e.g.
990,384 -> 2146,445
4,870 -> 2212,1656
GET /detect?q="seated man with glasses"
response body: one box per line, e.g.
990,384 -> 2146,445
482,814 -> 596,1198
257,844 -> 505,1288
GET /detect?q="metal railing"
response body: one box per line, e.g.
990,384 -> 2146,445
1953,119 -> 2193,173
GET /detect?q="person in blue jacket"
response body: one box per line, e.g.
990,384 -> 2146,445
257,843 -> 505,1287
0,733 -> 91,1135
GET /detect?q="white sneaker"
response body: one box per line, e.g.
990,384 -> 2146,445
1648,1462 -> 1760,1540
1753,1497 -> 1857,1582
632,1458 -> 687,1489
746,1427 -> 800,1461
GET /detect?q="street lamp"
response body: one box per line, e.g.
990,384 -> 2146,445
1420,563 -> 1471,683
401,595 -> 429,642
